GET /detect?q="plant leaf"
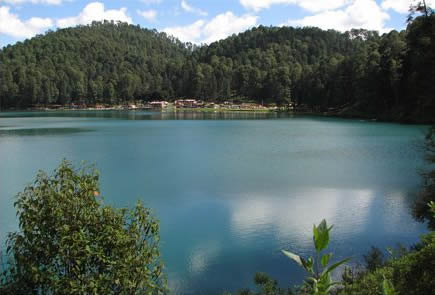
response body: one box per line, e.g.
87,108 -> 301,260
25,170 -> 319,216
382,277 -> 396,295
322,257 -> 350,276
306,256 -> 314,274
325,281 -> 342,292
282,250 -> 304,268
313,219 -> 330,252
321,253 -> 332,267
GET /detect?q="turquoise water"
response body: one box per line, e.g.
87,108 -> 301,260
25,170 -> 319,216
0,111 -> 429,294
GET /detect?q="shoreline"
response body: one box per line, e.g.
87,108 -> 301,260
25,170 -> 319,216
0,106 -> 278,113
0,107 -> 433,125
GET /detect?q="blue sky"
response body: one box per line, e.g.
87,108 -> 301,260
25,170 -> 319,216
0,0 -> 431,47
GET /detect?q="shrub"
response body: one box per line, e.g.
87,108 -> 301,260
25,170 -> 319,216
0,160 -> 166,294
338,232 -> 435,295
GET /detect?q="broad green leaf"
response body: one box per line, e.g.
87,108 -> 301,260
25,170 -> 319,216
313,219 -> 330,252
321,253 -> 332,267
322,257 -> 350,275
282,249 -> 313,272
313,223 -> 319,240
281,250 -> 304,267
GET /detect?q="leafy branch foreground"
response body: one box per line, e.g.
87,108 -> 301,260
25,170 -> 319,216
0,160 -> 166,295
282,220 -> 350,295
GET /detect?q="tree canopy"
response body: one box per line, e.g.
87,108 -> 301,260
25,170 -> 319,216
0,160 -> 166,295
0,14 -> 434,122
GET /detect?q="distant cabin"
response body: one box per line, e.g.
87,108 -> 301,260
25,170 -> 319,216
175,99 -> 199,108
150,101 -> 168,108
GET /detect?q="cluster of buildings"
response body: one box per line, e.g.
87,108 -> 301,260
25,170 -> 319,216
146,99 -> 272,110
143,99 -> 209,109
175,99 -> 204,108
36,99 -> 280,111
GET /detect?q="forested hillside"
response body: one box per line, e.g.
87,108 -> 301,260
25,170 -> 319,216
0,21 -> 190,107
1,14 -> 434,122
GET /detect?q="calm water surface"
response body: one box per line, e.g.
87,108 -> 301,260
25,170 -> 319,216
0,111 -> 429,294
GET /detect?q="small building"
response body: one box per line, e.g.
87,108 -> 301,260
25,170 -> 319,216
205,103 -> 218,109
150,101 -> 168,108
95,104 -> 106,109
175,99 -> 198,108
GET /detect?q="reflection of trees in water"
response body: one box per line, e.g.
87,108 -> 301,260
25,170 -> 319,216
0,128 -> 92,137
94,110 -> 286,120
1,111 -> 290,121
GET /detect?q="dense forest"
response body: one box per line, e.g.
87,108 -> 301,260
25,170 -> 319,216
0,12 -> 434,122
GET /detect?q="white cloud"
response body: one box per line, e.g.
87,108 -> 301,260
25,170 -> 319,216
240,0 -> 350,12
298,0 -> 351,12
240,0 -> 292,11
0,6 -> 53,38
283,0 -> 391,33
0,0 -> 63,4
202,12 -> 258,43
181,0 -> 207,16
56,2 -> 132,28
137,9 -> 157,21
164,19 -> 205,43
163,11 -> 257,44
381,0 -> 435,14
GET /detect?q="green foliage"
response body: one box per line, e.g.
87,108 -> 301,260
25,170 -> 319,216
282,219 -> 350,295
313,220 -> 332,252
0,22 -> 189,108
429,201 -> 435,215
0,160 -> 166,294
229,213 -> 434,295
414,126 -> 435,229
337,232 -> 435,295
381,277 -> 395,295
387,232 -> 435,295
363,247 -> 385,272
228,273 -> 293,295
0,18 -> 434,122
253,272 -> 294,295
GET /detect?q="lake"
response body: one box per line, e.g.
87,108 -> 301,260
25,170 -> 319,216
0,111 -> 429,294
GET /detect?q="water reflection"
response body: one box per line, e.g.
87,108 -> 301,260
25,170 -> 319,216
0,110 -> 289,120
231,189 -> 375,245
0,127 -> 92,137
160,187 -> 426,294
229,188 -> 422,248
189,240 -> 221,274
0,111 -> 429,294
